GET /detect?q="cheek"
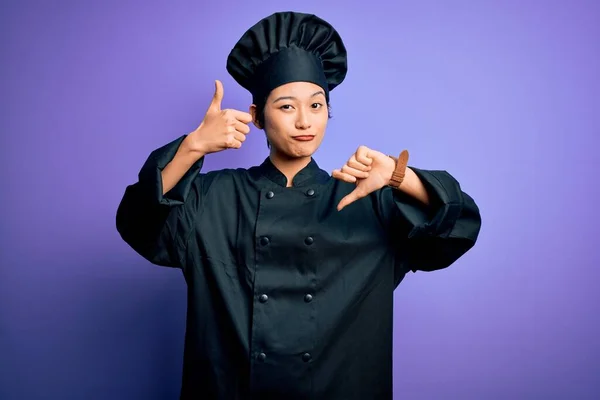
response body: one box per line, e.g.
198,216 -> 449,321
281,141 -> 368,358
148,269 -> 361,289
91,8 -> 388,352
315,112 -> 329,131
265,112 -> 292,132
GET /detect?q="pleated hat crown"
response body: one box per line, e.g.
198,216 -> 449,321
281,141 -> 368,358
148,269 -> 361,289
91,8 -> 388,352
226,11 -> 347,104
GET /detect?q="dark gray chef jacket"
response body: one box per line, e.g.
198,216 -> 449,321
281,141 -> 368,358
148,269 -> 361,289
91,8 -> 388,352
116,135 -> 482,399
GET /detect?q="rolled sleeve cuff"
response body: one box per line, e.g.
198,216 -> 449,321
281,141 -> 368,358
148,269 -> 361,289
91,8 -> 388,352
393,167 -> 464,239
138,135 -> 204,206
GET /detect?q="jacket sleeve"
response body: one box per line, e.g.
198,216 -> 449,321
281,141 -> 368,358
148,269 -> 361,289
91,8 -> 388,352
116,135 -> 204,269
375,166 -> 482,281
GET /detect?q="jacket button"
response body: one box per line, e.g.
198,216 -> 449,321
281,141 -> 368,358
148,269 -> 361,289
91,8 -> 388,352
259,294 -> 268,303
304,294 -> 313,303
266,191 -> 274,199
302,353 -> 312,362
260,237 -> 270,246
258,352 -> 266,362
304,236 -> 314,245
306,189 -> 315,196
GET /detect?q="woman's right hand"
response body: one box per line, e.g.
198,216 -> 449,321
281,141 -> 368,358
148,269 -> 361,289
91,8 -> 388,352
185,80 -> 254,156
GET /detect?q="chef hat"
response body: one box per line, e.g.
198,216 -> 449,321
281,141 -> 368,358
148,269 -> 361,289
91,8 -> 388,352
226,11 -> 348,105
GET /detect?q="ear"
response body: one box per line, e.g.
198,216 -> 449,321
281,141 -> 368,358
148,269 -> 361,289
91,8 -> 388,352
249,104 -> 262,129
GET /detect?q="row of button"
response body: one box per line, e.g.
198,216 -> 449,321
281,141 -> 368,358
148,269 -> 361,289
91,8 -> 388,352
256,352 -> 312,362
259,236 -> 314,246
265,189 -> 315,199
258,293 -> 313,303
258,189 -> 315,367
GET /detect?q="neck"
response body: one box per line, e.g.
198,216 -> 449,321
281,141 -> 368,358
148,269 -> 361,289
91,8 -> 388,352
269,150 -> 312,187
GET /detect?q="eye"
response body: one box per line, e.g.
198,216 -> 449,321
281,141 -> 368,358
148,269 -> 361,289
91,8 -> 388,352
311,103 -> 323,109
279,104 -> 293,110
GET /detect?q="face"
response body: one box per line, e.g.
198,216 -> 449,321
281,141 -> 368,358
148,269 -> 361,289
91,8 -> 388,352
253,81 -> 329,159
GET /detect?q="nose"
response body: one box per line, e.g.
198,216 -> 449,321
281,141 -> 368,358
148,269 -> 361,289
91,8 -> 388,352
295,109 -> 311,130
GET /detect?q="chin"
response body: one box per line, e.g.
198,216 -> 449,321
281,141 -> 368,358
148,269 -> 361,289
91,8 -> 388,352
290,145 -> 318,158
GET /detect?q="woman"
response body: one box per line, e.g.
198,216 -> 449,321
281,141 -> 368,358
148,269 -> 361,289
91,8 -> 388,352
116,11 -> 481,400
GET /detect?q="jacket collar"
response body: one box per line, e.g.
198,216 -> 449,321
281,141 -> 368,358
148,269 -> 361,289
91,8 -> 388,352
258,156 -> 330,187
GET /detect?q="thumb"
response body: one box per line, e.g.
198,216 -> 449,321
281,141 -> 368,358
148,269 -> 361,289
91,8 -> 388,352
337,188 -> 363,212
208,80 -> 223,112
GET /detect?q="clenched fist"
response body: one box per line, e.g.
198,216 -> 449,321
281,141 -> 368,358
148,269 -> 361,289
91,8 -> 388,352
185,80 -> 253,155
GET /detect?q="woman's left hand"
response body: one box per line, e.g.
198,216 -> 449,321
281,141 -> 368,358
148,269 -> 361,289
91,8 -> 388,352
332,145 -> 396,211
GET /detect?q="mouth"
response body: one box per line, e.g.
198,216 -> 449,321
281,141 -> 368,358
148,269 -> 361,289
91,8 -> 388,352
292,135 -> 315,142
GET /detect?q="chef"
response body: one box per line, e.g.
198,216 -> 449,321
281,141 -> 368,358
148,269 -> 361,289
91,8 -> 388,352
116,11 -> 482,400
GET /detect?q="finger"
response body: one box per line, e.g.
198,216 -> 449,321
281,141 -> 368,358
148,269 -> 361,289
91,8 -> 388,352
233,132 -> 246,143
337,189 -> 363,211
332,169 -> 357,183
347,157 -> 371,172
355,146 -> 373,166
229,109 -> 253,124
235,121 -> 251,134
208,80 -> 224,112
226,138 -> 243,149
341,164 -> 369,179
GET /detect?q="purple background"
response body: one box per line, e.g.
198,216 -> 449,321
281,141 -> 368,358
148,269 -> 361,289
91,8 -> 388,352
2,1 -> 599,399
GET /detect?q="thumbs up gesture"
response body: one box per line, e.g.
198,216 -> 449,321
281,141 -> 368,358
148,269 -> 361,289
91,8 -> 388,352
186,80 -> 254,155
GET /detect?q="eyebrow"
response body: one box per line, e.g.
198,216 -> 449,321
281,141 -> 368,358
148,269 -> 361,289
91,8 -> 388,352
273,90 -> 325,103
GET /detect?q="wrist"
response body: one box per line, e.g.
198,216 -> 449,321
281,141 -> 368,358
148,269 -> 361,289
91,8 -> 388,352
384,155 -> 396,184
179,134 -> 206,163
185,129 -> 209,153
